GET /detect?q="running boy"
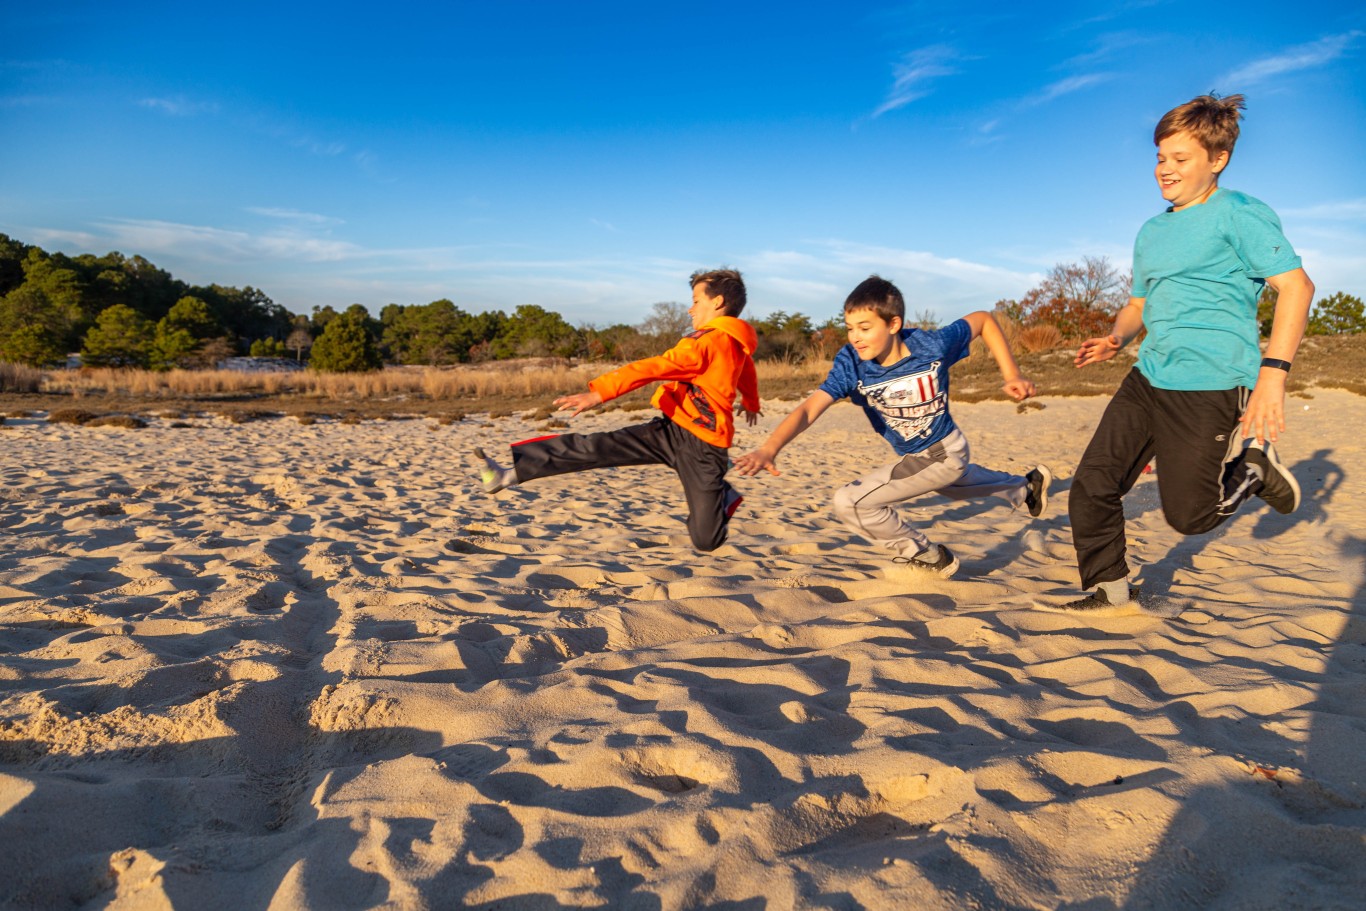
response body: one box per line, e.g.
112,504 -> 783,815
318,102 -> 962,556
733,275 -> 1050,577
1064,94 -> 1314,611
473,268 -> 760,552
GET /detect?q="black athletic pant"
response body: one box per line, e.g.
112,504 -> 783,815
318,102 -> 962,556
1070,369 -> 1259,589
510,416 -> 735,552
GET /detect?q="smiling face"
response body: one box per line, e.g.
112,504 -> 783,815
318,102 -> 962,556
689,282 -> 727,330
845,306 -> 904,365
1155,130 -> 1229,211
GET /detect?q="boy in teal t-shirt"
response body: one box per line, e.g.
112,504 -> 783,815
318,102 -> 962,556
1061,93 -> 1315,612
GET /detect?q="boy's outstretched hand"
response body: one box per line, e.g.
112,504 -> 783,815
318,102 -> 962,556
733,448 -> 779,477
1075,334 -> 1122,367
1002,377 -> 1036,401
554,390 -> 604,417
738,407 -> 761,427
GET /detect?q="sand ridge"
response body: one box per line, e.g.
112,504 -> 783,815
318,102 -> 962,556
1,391 -> 1363,909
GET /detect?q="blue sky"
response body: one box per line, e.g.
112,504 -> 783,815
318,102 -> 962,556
3,1 -> 1363,327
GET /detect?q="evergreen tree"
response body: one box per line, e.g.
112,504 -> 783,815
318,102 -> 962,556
309,305 -> 381,372
0,284 -> 78,366
1307,292 -> 1366,335
81,304 -> 153,367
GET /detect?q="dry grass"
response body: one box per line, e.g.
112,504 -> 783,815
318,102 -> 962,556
2,336 -> 1362,423
0,363 -> 44,393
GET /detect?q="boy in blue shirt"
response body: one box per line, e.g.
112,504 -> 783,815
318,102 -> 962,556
1064,93 -> 1315,612
734,275 -> 1050,577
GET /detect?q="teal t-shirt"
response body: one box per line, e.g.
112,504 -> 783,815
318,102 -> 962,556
1132,188 -> 1301,391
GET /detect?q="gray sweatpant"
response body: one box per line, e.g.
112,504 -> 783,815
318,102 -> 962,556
832,428 -> 1026,559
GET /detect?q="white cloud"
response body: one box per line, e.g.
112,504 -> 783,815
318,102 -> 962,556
138,96 -> 219,117
1219,31 -> 1362,87
1021,72 -> 1112,107
245,207 -> 343,226
872,45 -> 960,118
93,218 -> 360,263
1280,198 -> 1366,223
747,241 -> 1041,322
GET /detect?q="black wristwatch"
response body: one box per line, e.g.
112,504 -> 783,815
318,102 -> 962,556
1260,357 -> 1292,372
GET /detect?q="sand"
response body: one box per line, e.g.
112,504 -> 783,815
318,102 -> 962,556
1,390 -> 1363,910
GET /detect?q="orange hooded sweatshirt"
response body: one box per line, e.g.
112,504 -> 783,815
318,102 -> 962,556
588,316 -> 760,448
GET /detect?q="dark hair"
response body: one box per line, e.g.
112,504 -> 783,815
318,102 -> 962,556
690,268 -> 747,316
843,275 -> 905,324
1155,93 -> 1245,160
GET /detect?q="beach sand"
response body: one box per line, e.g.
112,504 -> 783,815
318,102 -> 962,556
1,390 -> 1363,910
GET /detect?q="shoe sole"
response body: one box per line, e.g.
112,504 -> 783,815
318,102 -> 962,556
1028,465 -> 1053,518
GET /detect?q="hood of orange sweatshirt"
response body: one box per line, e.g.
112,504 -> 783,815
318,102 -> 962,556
702,316 -> 757,356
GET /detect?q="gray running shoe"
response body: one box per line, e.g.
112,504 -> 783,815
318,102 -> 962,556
472,446 -> 514,494
1044,586 -> 1142,615
723,485 -> 744,518
1025,465 -> 1052,518
1244,440 -> 1300,514
898,543 -> 960,578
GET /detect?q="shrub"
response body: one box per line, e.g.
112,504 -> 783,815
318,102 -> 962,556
86,415 -> 147,429
1017,324 -> 1064,353
48,409 -> 97,424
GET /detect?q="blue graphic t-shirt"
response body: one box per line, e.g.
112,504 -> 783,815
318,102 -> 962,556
819,319 -> 972,455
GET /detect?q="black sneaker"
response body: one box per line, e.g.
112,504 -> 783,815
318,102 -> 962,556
1244,440 -> 1300,514
1024,465 -> 1052,518
723,485 -> 744,519
897,543 -> 960,578
1040,586 -> 1142,616
472,446 -> 514,494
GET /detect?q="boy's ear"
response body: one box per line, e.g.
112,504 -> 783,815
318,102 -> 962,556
888,315 -> 904,333
1211,149 -> 1230,173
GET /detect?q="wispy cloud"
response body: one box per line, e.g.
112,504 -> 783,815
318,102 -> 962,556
245,207 -> 343,226
138,96 -> 219,117
1020,73 -> 1113,107
1062,31 -> 1152,68
1219,31 -> 1362,87
1281,198 -> 1366,222
872,45 -> 961,118
80,218 -> 360,264
748,240 -> 1040,320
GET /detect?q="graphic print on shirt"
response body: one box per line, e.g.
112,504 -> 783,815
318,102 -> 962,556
687,383 -> 718,431
858,361 -> 946,441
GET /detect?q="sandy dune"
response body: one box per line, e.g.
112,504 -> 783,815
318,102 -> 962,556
1,389 -> 1363,910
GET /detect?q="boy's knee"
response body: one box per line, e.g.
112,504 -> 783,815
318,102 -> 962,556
831,486 -> 860,524
1163,506 -> 1222,536
691,528 -> 726,552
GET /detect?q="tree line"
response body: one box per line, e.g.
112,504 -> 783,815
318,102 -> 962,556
2,234 -> 1361,373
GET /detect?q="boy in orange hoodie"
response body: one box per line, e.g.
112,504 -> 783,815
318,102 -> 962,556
473,268 -> 760,551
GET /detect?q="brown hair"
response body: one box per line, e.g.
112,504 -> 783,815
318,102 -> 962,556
843,275 -> 905,324
690,268 -> 747,316
1154,93 -> 1246,160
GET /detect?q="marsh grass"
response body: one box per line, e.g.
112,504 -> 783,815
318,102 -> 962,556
2,336 -> 1362,423
0,363 -> 43,393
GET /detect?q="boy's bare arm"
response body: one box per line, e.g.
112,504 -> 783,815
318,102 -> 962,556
963,311 -> 1035,401
1075,297 -> 1146,367
1242,267 -> 1314,443
733,391 -> 836,476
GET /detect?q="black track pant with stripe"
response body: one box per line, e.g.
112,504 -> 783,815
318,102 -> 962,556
1069,368 -> 1262,590
510,416 -> 736,552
